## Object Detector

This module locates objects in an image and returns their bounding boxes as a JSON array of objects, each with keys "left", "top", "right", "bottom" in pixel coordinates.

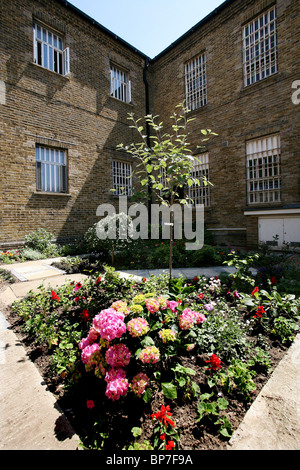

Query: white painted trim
[{"left": 244, "top": 209, "right": 300, "bottom": 216}]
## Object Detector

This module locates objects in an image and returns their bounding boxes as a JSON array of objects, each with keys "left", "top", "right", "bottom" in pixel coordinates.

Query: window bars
[
  {"left": 243, "top": 6, "right": 278, "bottom": 86},
  {"left": 185, "top": 54, "right": 207, "bottom": 111},
  {"left": 246, "top": 134, "right": 281, "bottom": 204},
  {"left": 36, "top": 146, "right": 67, "bottom": 193},
  {"left": 33, "top": 23, "right": 69, "bottom": 75},
  {"left": 110, "top": 65, "right": 131, "bottom": 103},
  {"left": 188, "top": 153, "right": 210, "bottom": 206},
  {"left": 112, "top": 161, "right": 133, "bottom": 196}
]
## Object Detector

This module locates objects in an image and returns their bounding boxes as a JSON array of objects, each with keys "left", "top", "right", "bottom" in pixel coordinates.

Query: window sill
[
  {"left": 109, "top": 95, "right": 133, "bottom": 106},
  {"left": 240, "top": 72, "right": 280, "bottom": 94},
  {"left": 33, "top": 191, "right": 71, "bottom": 197},
  {"left": 30, "top": 62, "right": 70, "bottom": 79}
]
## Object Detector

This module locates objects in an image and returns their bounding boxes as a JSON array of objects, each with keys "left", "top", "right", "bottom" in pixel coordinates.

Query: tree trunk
[{"left": 169, "top": 210, "right": 173, "bottom": 280}]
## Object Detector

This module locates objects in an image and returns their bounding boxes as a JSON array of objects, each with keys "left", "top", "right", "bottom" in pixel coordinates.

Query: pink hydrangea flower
[
  {"left": 193, "top": 311, "right": 207, "bottom": 325},
  {"left": 81, "top": 343, "right": 100, "bottom": 364},
  {"left": 127, "top": 317, "right": 149, "bottom": 337},
  {"left": 167, "top": 300, "right": 178, "bottom": 313},
  {"left": 79, "top": 336, "right": 90, "bottom": 351},
  {"left": 131, "top": 373, "right": 149, "bottom": 396},
  {"left": 105, "top": 367, "right": 126, "bottom": 383},
  {"left": 145, "top": 298, "right": 159, "bottom": 314},
  {"left": 111, "top": 300, "right": 130, "bottom": 315},
  {"left": 105, "top": 343, "right": 131, "bottom": 368},
  {"left": 178, "top": 309, "right": 195, "bottom": 330},
  {"left": 158, "top": 328, "right": 177, "bottom": 343},
  {"left": 87, "top": 326, "right": 99, "bottom": 343},
  {"left": 105, "top": 368, "right": 129, "bottom": 401},
  {"left": 138, "top": 346, "right": 160, "bottom": 364},
  {"left": 92, "top": 308, "right": 126, "bottom": 341},
  {"left": 157, "top": 296, "right": 168, "bottom": 310}
]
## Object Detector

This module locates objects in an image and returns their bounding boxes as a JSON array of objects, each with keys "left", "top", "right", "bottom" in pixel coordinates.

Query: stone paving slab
[
  {"left": 228, "top": 333, "right": 300, "bottom": 450},
  {"left": 0, "top": 311, "right": 79, "bottom": 450},
  {"left": 7, "top": 274, "right": 88, "bottom": 300}
]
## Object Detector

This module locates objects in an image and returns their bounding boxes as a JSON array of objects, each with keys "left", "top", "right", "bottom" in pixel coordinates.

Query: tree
[{"left": 117, "top": 102, "right": 216, "bottom": 280}]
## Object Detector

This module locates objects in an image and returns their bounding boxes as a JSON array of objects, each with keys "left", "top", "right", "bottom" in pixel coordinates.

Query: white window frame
[
  {"left": 243, "top": 6, "right": 278, "bottom": 86},
  {"left": 246, "top": 135, "right": 281, "bottom": 204},
  {"left": 188, "top": 153, "right": 210, "bottom": 206},
  {"left": 33, "top": 23, "right": 70, "bottom": 76},
  {"left": 112, "top": 160, "right": 133, "bottom": 196},
  {"left": 185, "top": 54, "right": 207, "bottom": 111},
  {"left": 110, "top": 65, "right": 131, "bottom": 103},
  {"left": 36, "top": 146, "right": 68, "bottom": 193}
]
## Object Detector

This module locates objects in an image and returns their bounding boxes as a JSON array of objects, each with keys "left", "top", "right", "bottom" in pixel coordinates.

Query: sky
[{"left": 68, "top": 0, "right": 226, "bottom": 58}]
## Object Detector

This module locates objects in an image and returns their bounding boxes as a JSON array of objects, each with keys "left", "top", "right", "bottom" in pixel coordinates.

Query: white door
[
  {"left": 283, "top": 218, "right": 300, "bottom": 247},
  {"left": 258, "top": 217, "right": 300, "bottom": 248}
]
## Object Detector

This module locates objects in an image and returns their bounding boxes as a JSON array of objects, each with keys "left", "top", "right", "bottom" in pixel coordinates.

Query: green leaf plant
[{"left": 117, "top": 102, "right": 216, "bottom": 280}]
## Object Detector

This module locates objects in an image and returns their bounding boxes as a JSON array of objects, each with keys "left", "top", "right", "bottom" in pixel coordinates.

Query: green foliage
[
  {"left": 0, "top": 267, "right": 15, "bottom": 283},
  {"left": 271, "top": 316, "right": 300, "bottom": 344},
  {"left": 247, "top": 347, "right": 272, "bottom": 374},
  {"left": 8, "top": 243, "right": 300, "bottom": 451},
  {"left": 24, "top": 228, "right": 58, "bottom": 255},
  {"left": 218, "top": 359, "right": 257, "bottom": 401},
  {"left": 195, "top": 305, "right": 251, "bottom": 362},
  {"left": 123, "top": 427, "right": 154, "bottom": 450},
  {"left": 225, "top": 250, "right": 259, "bottom": 291},
  {"left": 196, "top": 392, "right": 232, "bottom": 438},
  {"left": 21, "top": 247, "right": 45, "bottom": 260}
]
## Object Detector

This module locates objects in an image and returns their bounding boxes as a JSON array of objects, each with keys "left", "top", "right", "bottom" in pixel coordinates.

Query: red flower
[
  {"left": 81, "top": 309, "right": 89, "bottom": 322},
  {"left": 95, "top": 276, "right": 102, "bottom": 285},
  {"left": 160, "top": 433, "right": 166, "bottom": 440},
  {"left": 193, "top": 276, "right": 199, "bottom": 282},
  {"left": 74, "top": 296, "right": 80, "bottom": 302},
  {"left": 198, "top": 293, "right": 204, "bottom": 299},
  {"left": 271, "top": 276, "right": 277, "bottom": 285},
  {"left": 205, "top": 353, "right": 222, "bottom": 371},
  {"left": 86, "top": 399, "right": 95, "bottom": 409},
  {"left": 51, "top": 290, "right": 60, "bottom": 302},
  {"left": 254, "top": 305, "right": 266, "bottom": 319},
  {"left": 151, "top": 405, "right": 175, "bottom": 428},
  {"left": 165, "top": 440, "right": 175, "bottom": 450},
  {"left": 251, "top": 286, "right": 259, "bottom": 297},
  {"left": 142, "top": 277, "right": 147, "bottom": 283}
]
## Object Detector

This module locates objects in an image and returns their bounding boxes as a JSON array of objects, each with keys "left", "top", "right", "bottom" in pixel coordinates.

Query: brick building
[{"left": 1, "top": 0, "right": 299, "bottom": 249}]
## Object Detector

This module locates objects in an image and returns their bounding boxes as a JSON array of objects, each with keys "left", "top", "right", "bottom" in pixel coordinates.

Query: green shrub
[
  {"left": 24, "top": 228, "right": 58, "bottom": 256},
  {"left": 21, "top": 248, "right": 45, "bottom": 260}
]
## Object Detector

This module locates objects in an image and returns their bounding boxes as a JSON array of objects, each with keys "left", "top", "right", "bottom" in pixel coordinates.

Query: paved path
[{"left": 0, "top": 257, "right": 299, "bottom": 450}]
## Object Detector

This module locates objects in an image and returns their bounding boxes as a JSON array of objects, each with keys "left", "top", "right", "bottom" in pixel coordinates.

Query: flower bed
[{"left": 5, "top": 261, "right": 300, "bottom": 450}]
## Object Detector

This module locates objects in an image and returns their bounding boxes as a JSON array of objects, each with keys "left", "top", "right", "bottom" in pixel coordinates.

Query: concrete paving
[{"left": 0, "top": 257, "right": 299, "bottom": 450}]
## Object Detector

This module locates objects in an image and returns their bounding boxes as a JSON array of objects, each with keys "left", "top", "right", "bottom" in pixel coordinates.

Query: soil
[{"left": 0, "top": 276, "right": 289, "bottom": 451}]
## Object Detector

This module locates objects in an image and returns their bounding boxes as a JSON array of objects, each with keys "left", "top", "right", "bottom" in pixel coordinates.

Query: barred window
[
  {"left": 246, "top": 135, "right": 281, "bottom": 204},
  {"left": 33, "top": 23, "right": 69, "bottom": 75},
  {"left": 243, "top": 6, "right": 278, "bottom": 86},
  {"left": 36, "top": 146, "right": 67, "bottom": 193},
  {"left": 112, "top": 161, "right": 133, "bottom": 195},
  {"left": 110, "top": 65, "right": 131, "bottom": 103},
  {"left": 188, "top": 153, "right": 210, "bottom": 206},
  {"left": 185, "top": 54, "right": 207, "bottom": 111}
]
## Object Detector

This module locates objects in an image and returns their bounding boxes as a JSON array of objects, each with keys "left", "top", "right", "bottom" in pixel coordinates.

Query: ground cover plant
[{"left": 4, "top": 251, "right": 299, "bottom": 451}]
